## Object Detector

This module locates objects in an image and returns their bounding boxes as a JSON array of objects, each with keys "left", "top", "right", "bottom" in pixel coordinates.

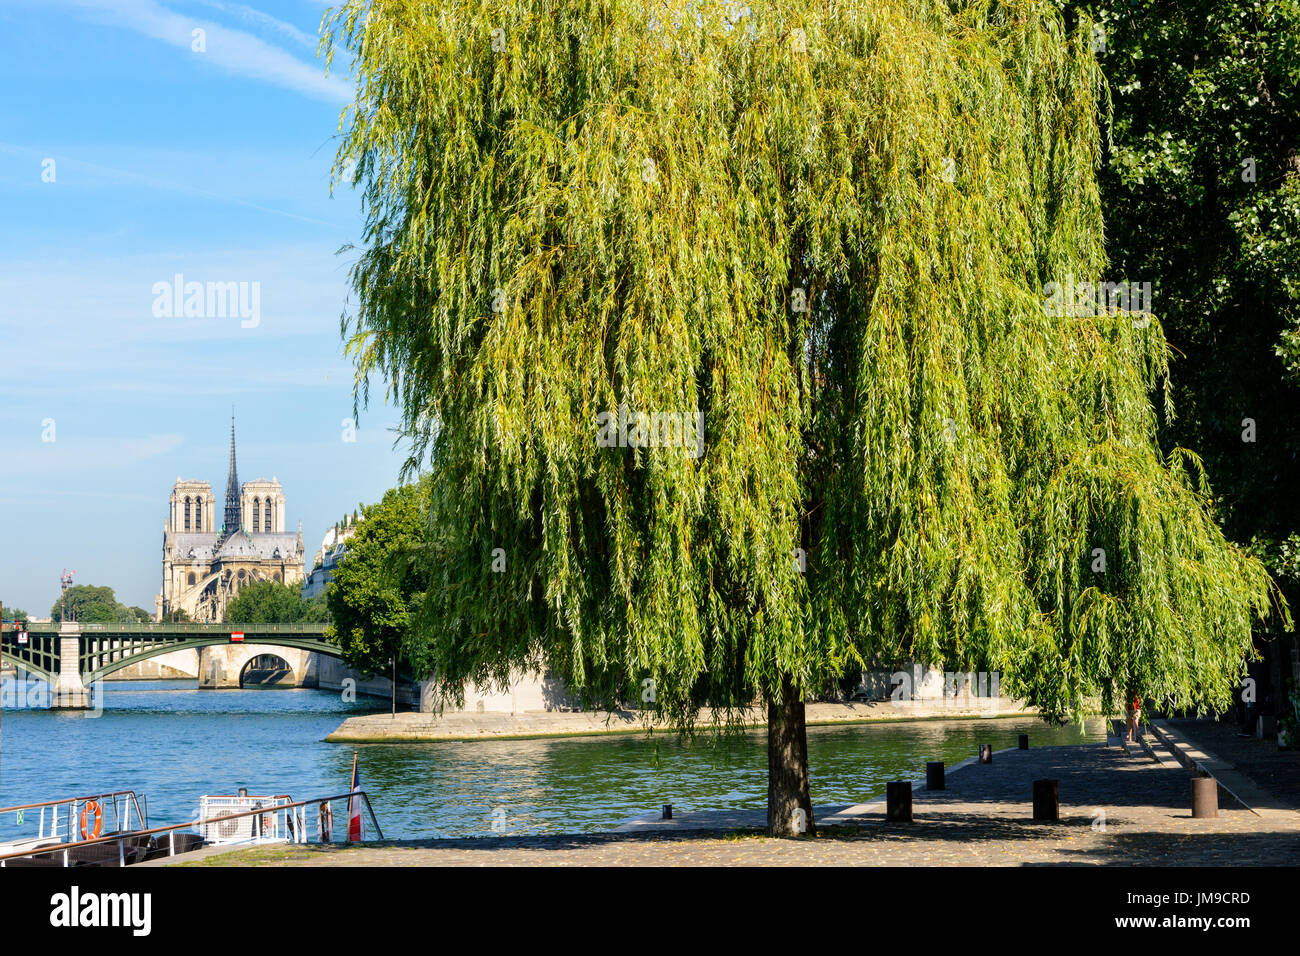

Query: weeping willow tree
[{"left": 324, "top": 0, "right": 1286, "bottom": 836}]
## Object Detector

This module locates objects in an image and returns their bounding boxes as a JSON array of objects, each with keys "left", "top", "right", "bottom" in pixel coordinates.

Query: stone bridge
[{"left": 0, "top": 621, "right": 344, "bottom": 708}]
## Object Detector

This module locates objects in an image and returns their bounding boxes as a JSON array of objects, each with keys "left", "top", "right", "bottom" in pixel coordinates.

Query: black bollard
[
  {"left": 1032, "top": 779, "right": 1059, "bottom": 821},
  {"left": 662, "top": 804, "right": 673, "bottom": 820},
  {"left": 926, "top": 761, "right": 945, "bottom": 791},
  {"left": 979, "top": 743, "right": 993, "bottom": 764},
  {"left": 1191, "top": 776, "right": 1218, "bottom": 819},
  {"left": 1019, "top": 734, "right": 1029, "bottom": 750},
  {"left": 886, "top": 781, "right": 913, "bottom": 823}
]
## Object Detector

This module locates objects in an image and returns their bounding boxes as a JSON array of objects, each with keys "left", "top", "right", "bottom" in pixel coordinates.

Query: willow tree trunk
[{"left": 767, "top": 675, "right": 815, "bottom": 837}]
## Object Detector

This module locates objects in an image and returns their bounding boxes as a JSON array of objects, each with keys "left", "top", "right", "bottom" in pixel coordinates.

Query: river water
[{"left": 0, "top": 679, "right": 1104, "bottom": 840}]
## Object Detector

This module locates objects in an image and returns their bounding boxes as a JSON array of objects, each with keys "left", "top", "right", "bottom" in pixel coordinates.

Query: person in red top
[{"left": 1125, "top": 691, "right": 1141, "bottom": 742}]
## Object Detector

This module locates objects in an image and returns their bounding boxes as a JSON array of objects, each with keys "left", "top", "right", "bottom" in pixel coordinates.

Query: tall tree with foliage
[
  {"left": 1065, "top": 0, "right": 1300, "bottom": 619},
  {"left": 326, "top": 0, "right": 1285, "bottom": 835},
  {"left": 324, "top": 480, "right": 429, "bottom": 677}
]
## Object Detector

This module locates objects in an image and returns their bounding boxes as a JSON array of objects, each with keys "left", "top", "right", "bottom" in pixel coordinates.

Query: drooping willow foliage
[{"left": 324, "top": 0, "right": 1286, "bottom": 726}]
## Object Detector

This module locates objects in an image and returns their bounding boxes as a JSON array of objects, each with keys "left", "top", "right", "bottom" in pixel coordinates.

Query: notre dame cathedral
[{"left": 156, "top": 418, "right": 305, "bottom": 622}]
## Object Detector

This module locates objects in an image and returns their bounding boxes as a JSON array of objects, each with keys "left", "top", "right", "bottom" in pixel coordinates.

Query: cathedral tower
[{"left": 222, "top": 413, "right": 241, "bottom": 538}]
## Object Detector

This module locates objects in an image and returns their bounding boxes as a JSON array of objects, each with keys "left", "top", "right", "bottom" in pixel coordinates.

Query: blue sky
[{"left": 0, "top": 0, "right": 410, "bottom": 616}]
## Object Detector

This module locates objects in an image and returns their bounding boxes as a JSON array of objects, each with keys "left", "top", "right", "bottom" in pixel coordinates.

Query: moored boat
[{"left": 0, "top": 785, "right": 381, "bottom": 866}]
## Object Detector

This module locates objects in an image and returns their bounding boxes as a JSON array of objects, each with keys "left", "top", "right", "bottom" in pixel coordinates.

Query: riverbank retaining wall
[{"left": 327, "top": 697, "right": 1036, "bottom": 742}]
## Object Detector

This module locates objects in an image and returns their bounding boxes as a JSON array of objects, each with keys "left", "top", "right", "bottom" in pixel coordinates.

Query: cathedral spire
[{"left": 222, "top": 410, "right": 241, "bottom": 538}]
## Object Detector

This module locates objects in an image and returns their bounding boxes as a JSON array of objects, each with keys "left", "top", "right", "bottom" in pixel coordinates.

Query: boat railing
[
  {"left": 198, "top": 794, "right": 294, "bottom": 844},
  {"left": 0, "top": 790, "right": 146, "bottom": 844},
  {"left": 0, "top": 790, "right": 383, "bottom": 866}
]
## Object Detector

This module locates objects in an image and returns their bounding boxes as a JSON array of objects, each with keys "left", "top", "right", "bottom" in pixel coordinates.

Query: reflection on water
[{"left": 0, "top": 678, "right": 1103, "bottom": 839}]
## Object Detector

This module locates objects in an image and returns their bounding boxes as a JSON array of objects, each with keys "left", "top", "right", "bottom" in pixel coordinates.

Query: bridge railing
[
  {"left": 0, "top": 790, "right": 383, "bottom": 867},
  {"left": 27, "top": 622, "right": 328, "bottom": 634}
]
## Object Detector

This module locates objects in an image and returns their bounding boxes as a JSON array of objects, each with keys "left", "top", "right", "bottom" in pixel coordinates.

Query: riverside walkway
[
  {"left": 180, "top": 734, "right": 1300, "bottom": 867},
  {"left": 1155, "top": 717, "right": 1300, "bottom": 814}
]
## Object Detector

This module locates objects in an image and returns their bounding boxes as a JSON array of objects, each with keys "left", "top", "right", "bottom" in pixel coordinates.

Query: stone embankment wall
[{"left": 327, "top": 697, "right": 1034, "bottom": 743}]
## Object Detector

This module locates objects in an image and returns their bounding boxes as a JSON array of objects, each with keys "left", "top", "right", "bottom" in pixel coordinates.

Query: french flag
[{"left": 348, "top": 752, "right": 363, "bottom": 842}]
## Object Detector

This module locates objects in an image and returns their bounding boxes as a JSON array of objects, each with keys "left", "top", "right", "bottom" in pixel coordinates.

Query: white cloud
[
  {"left": 57, "top": 0, "right": 351, "bottom": 103},
  {"left": 0, "top": 433, "right": 187, "bottom": 479},
  {"left": 193, "top": 0, "right": 319, "bottom": 49}
]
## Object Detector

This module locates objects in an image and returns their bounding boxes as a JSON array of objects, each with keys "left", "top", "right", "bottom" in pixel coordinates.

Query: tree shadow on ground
[{"left": 236, "top": 811, "right": 1299, "bottom": 866}]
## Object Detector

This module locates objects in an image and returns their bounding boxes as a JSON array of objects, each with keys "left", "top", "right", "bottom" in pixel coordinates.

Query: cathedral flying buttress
[{"left": 156, "top": 417, "right": 305, "bottom": 622}]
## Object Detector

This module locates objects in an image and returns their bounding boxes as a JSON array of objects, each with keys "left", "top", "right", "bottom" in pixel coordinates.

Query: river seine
[{"left": 0, "top": 679, "right": 1103, "bottom": 839}]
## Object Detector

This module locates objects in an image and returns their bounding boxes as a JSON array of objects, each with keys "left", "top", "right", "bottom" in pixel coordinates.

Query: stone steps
[{"left": 1149, "top": 719, "right": 1299, "bottom": 823}]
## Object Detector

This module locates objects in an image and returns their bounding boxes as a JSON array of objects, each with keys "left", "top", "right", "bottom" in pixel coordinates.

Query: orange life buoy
[{"left": 80, "top": 800, "right": 103, "bottom": 840}]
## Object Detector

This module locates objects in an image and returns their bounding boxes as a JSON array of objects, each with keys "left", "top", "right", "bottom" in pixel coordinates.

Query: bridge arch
[
  {"left": 239, "top": 652, "right": 293, "bottom": 687},
  {"left": 0, "top": 649, "right": 56, "bottom": 686},
  {"left": 198, "top": 646, "right": 308, "bottom": 689},
  {"left": 80, "top": 636, "right": 338, "bottom": 685},
  {"left": 59, "top": 624, "right": 344, "bottom": 684}
]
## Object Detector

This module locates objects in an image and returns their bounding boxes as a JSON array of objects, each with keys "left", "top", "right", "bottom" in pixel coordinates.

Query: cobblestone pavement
[{"left": 195, "top": 743, "right": 1300, "bottom": 866}]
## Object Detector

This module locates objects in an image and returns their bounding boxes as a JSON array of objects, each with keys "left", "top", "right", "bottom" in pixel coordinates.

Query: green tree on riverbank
[
  {"left": 325, "top": 0, "right": 1286, "bottom": 836},
  {"left": 224, "top": 581, "right": 328, "bottom": 624},
  {"left": 51, "top": 585, "right": 149, "bottom": 624},
  {"left": 324, "top": 480, "right": 429, "bottom": 677}
]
